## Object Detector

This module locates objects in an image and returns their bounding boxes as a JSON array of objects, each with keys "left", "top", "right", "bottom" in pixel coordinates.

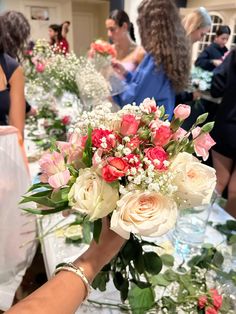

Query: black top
[
  {"left": 195, "top": 43, "right": 228, "bottom": 72},
  {"left": 210, "top": 49, "right": 236, "bottom": 158},
  {"left": 0, "top": 53, "right": 19, "bottom": 125}
]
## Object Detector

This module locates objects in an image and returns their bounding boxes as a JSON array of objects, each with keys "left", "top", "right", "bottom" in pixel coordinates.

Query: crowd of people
[{"left": 0, "top": 0, "right": 236, "bottom": 312}]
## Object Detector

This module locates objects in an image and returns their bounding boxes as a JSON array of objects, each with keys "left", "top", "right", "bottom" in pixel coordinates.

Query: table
[{"left": 38, "top": 203, "right": 233, "bottom": 313}]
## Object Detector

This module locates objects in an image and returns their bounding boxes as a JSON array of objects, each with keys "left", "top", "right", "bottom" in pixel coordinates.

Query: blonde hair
[{"left": 182, "top": 7, "right": 211, "bottom": 37}]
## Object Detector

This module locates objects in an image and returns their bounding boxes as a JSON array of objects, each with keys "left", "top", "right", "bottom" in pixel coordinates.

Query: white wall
[
  {"left": 0, "top": 0, "right": 74, "bottom": 49},
  {"left": 124, "top": 0, "right": 142, "bottom": 44}
]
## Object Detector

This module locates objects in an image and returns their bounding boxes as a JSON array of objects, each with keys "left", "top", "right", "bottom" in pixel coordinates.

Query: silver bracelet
[{"left": 54, "top": 262, "right": 92, "bottom": 299}]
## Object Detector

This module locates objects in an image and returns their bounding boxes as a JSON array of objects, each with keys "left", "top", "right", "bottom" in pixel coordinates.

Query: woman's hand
[
  {"left": 212, "top": 59, "right": 222, "bottom": 67},
  {"left": 111, "top": 59, "right": 127, "bottom": 77}
]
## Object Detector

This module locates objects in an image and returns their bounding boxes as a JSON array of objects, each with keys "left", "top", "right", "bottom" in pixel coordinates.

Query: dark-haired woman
[
  {"left": 112, "top": 0, "right": 190, "bottom": 116},
  {"left": 49, "top": 24, "right": 69, "bottom": 54},
  {"left": 106, "top": 9, "right": 145, "bottom": 72},
  {"left": 195, "top": 25, "right": 231, "bottom": 71},
  {"left": 0, "top": 11, "right": 30, "bottom": 137}
]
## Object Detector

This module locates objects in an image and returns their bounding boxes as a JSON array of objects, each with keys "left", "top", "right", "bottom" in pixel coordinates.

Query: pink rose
[
  {"left": 126, "top": 136, "right": 141, "bottom": 151},
  {"left": 192, "top": 127, "right": 216, "bottom": 161},
  {"left": 174, "top": 104, "right": 191, "bottom": 120},
  {"left": 92, "top": 129, "right": 116, "bottom": 151},
  {"left": 102, "top": 157, "right": 129, "bottom": 182},
  {"left": 198, "top": 295, "right": 207, "bottom": 309},
  {"left": 152, "top": 125, "right": 172, "bottom": 146},
  {"left": 206, "top": 307, "right": 218, "bottom": 314},
  {"left": 145, "top": 147, "right": 168, "bottom": 170},
  {"left": 120, "top": 114, "right": 139, "bottom": 136},
  {"left": 210, "top": 289, "right": 223, "bottom": 310},
  {"left": 35, "top": 62, "right": 45, "bottom": 73},
  {"left": 172, "top": 127, "right": 187, "bottom": 140}
]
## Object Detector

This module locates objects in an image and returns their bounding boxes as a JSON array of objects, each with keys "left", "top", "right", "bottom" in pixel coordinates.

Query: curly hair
[
  {"left": 0, "top": 17, "right": 6, "bottom": 53},
  {"left": 1, "top": 11, "right": 30, "bottom": 61},
  {"left": 137, "top": 0, "right": 191, "bottom": 92}
]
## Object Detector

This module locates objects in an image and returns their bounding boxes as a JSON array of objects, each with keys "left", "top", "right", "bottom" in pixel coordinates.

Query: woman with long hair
[
  {"left": 112, "top": 0, "right": 190, "bottom": 116},
  {"left": 48, "top": 24, "right": 69, "bottom": 54},
  {"left": 0, "top": 11, "right": 30, "bottom": 136},
  {"left": 106, "top": 9, "right": 145, "bottom": 72}
]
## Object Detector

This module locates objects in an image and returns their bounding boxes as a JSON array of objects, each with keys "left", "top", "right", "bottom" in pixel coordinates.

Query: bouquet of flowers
[
  {"left": 88, "top": 39, "right": 117, "bottom": 59},
  {"left": 191, "top": 66, "right": 213, "bottom": 92},
  {"left": 21, "top": 99, "right": 217, "bottom": 313}
]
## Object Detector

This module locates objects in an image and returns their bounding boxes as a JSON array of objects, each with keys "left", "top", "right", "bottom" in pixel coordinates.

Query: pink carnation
[
  {"left": 174, "top": 104, "right": 191, "bottom": 120},
  {"left": 120, "top": 114, "right": 140, "bottom": 136},
  {"left": 192, "top": 127, "right": 216, "bottom": 161},
  {"left": 206, "top": 307, "right": 218, "bottom": 314},
  {"left": 145, "top": 147, "right": 168, "bottom": 170},
  {"left": 198, "top": 295, "right": 207, "bottom": 309},
  {"left": 152, "top": 125, "right": 172, "bottom": 146},
  {"left": 92, "top": 128, "right": 116, "bottom": 152}
]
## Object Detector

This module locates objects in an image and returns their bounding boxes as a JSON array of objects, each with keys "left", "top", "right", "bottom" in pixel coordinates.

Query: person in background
[
  {"left": 61, "top": 20, "right": 70, "bottom": 51},
  {"left": 176, "top": 7, "right": 212, "bottom": 131},
  {"left": 106, "top": 9, "right": 145, "bottom": 72},
  {"left": 0, "top": 11, "right": 30, "bottom": 137},
  {"left": 182, "top": 7, "right": 212, "bottom": 45},
  {"left": 210, "top": 48, "right": 236, "bottom": 217},
  {"left": 48, "top": 24, "right": 69, "bottom": 54},
  {"left": 1, "top": 11, "right": 36, "bottom": 119},
  {"left": 112, "top": 0, "right": 190, "bottom": 116},
  {"left": 6, "top": 218, "right": 125, "bottom": 314},
  {"left": 176, "top": 7, "right": 212, "bottom": 105},
  {"left": 195, "top": 25, "right": 231, "bottom": 71}
]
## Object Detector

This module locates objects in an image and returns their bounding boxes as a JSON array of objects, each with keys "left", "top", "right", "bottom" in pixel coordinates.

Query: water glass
[{"left": 172, "top": 204, "right": 212, "bottom": 257}]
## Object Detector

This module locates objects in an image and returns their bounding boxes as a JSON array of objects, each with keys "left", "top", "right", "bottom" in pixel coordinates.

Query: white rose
[
  {"left": 170, "top": 152, "right": 216, "bottom": 209},
  {"left": 68, "top": 168, "right": 119, "bottom": 221},
  {"left": 110, "top": 191, "right": 178, "bottom": 239}
]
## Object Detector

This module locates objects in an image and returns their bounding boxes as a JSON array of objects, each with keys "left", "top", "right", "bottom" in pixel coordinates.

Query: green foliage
[
  {"left": 82, "top": 125, "right": 93, "bottom": 167},
  {"left": 93, "top": 219, "right": 102, "bottom": 243},
  {"left": 128, "top": 284, "right": 155, "bottom": 314}
]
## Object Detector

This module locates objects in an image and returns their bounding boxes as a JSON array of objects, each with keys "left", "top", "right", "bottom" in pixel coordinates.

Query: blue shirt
[{"left": 113, "top": 53, "right": 175, "bottom": 118}]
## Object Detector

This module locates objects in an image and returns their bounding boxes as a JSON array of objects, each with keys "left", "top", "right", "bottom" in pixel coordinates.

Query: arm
[
  {"left": 195, "top": 49, "right": 215, "bottom": 71},
  {"left": 6, "top": 219, "right": 125, "bottom": 314},
  {"left": 8, "top": 66, "right": 26, "bottom": 138}
]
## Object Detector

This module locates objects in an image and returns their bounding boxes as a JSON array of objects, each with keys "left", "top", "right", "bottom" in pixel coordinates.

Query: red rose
[
  {"left": 102, "top": 157, "right": 129, "bottom": 182},
  {"left": 153, "top": 125, "right": 172, "bottom": 146},
  {"left": 210, "top": 289, "right": 223, "bottom": 310},
  {"left": 145, "top": 147, "right": 168, "bottom": 170},
  {"left": 61, "top": 115, "right": 71, "bottom": 125},
  {"left": 92, "top": 129, "right": 116, "bottom": 151},
  {"left": 124, "top": 154, "right": 141, "bottom": 168},
  {"left": 126, "top": 136, "right": 141, "bottom": 151},
  {"left": 205, "top": 307, "right": 218, "bottom": 314},
  {"left": 120, "top": 114, "right": 139, "bottom": 136},
  {"left": 198, "top": 295, "right": 207, "bottom": 309}
]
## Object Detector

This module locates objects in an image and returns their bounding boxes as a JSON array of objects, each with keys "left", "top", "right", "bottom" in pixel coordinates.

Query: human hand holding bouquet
[{"left": 21, "top": 99, "right": 217, "bottom": 311}]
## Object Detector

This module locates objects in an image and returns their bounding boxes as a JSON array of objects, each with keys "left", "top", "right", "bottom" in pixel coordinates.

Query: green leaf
[
  {"left": 22, "top": 205, "right": 67, "bottom": 215},
  {"left": 229, "top": 234, "right": 236, "bottom": 245},
  {"left": 20, "top": 194, "right": 68, "bottom": 208},
  {"left": 150, "top": 274, "right": 171, "bottom": 287},
  {"left": 93, "top": 219, "right": 102, "bottom": 243},
  {"left": 179, "top": 274, "right": 195, "bottom": 295},
  {"left": 128, "top": 284, "right": 155, "bottom": 314},
  {"left": 143, "top": 252, "right": 162, "bottom": 275},
  {"left": 161, "top": 254, "right": 174, "bottom": 267},
  {"left": 82, "top": 220, "right": 91, "bottom": 244},
  {"left": 121, "top": 238, "right": 142, "bottom": 267},
  {"left": 27, "top": 182, "right": 52, "bottom": 192},
  {"left": 226, "top": 220, "right": 236, "bottom": 231},
  {"left": 51, "top": 187, "right": 70, "bottom": 202},
  {"left": 212, "top": 251, "right": 224, "bottom": 267},
  {"left": 162, "top": 296, "right": 176, "bottom": 313},
  {"left": 92, "top": 271, "right": 109, "bottom": 292},
  {"left": 163, "top": 269, "right": 179, "bottom": 282},
  {"left": 113, "top": 272, "right": 129, "bottom": 301},
  {"left": 82, "top": 125, "right": 93, "bottom": 167},
  {"left": 19, "top": 189, "right": 52, "bottom": 204}
]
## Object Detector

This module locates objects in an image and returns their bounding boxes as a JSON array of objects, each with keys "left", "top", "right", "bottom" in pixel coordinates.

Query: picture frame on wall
[{"left": 31, "top": 6, "right": 49, "bottom": 21}]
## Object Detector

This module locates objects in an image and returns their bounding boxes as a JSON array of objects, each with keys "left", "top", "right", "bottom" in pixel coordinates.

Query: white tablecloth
[{"left": 38, "top": 204, "right": 233, "bottom": 313}]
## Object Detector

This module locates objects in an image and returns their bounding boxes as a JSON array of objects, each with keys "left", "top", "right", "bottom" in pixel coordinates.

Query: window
[
  {"left": 197, "top": 14, "right": 223, "bottom": 56},
  {"left": 231, "top": 23, "right": 236, "bottom": 49}
]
